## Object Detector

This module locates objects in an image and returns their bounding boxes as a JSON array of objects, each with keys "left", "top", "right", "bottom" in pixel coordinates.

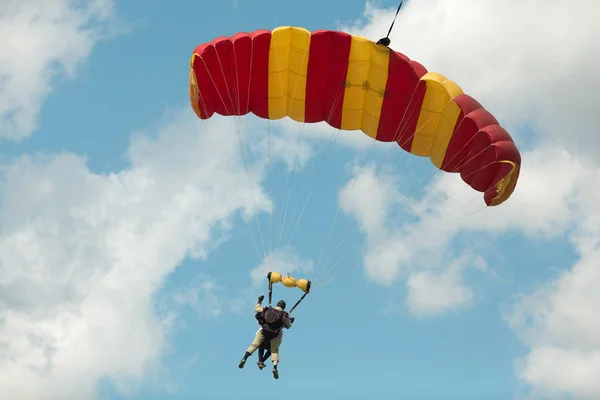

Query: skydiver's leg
[
  {"left": 257, "top": 339, "right": 271, "bottom": 369},
  {"left": 260, "top": 338, "right": 272, "bottom": 360},
  {"left": 270, "top": 336, "right": 282, "bottom": 379},
  {"left": 257, "top": 348, "right": 266, "bottom": 369},
  {"left": 262, "top": 350, "right": 272, "bottom": 361},
  {"left": 239, "top": 331, "right": 265, "bottom": 368}
]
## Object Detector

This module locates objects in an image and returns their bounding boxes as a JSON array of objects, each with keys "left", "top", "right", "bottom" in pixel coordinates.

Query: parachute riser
[
  {"left": 289, "top": 291, "right": 309, "bottom": 315},
  {"left": 266, "top": 271, "right": 311, "bottom": 314}
]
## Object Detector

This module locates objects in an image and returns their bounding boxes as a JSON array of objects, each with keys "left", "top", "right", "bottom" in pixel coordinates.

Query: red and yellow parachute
[{"left": 188, "top": 26, "right": 521, "bottom": 206}]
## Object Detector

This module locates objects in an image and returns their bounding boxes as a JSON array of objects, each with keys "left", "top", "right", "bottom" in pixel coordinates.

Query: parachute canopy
[{"left": 189, "top": 26, "right": 521, "bottom": 206}]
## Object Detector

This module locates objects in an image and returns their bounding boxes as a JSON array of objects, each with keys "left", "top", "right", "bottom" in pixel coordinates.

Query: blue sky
[{"left": 1, "top": 1, "right": 599, "bottom": 400}]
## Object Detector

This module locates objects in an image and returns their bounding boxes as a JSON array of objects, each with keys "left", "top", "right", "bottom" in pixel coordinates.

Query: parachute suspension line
[
  {"left": 313, "top": 85, "right": 438, "bottom": 288},
  {"left": 376, "top": 0, "right": 405, "bottom": 47},
  {"left": 318, "top": 225, "right": 355, "bottom": 281},
  {"left": 195, "top": 59, "right": 265, "bottom": 263},
  {"left": 192, "top": 69, "right": 266, "bottom": 264},
  {"left": 313, "top": 92, "right": 405, "bottom": 285},
  {"left": 277, "top": 124, "right": 304, "bottom": 249},
  {"left": 313, "top": 120, "right": 386, "bottom": 285},
  {"left": 312, "top": 66, "right": 427, "bottom": 286},
  {"left": 276, "top": 66, "right": 350, "bottom": 258},
  {"left": 395, "top": 112, "right": 483, "bottom": 213},
  {"left": 314, "top": 259, "right": 365, "bottom": 291},
  {"left": 320, "top": 173, "right": 492, "bottom": 288},
  {"left": 334, "top": 164, "right": 500, "bottom": 282},
  {"left": 284, "top": 127, "right": 343, "bottom": 248},
  {"left": 268, "top": 120, "right": 273, "bottom": 258},
  {"left": 275, "top": 43, "right": 311, "bottom": 250},
  {"left": 313, "top": 92, "right": 485, "bottom": 287},
  {"left": 420, "top": 184, "right": 471, "bottom": 215},
  {"left": 351, "top": 119, "right": 381, "bottom": 191},
  {"left": 371, "top": 94, "right": 467, "bottom": 209},
  {"left": 396, "top": 148, "right": 500, "bottom": 222},
  {"left": 312, "top": 208, "right": 342, "bottom": 284},
  {"left": 200, "top": 54, "right": 270, "bottom": 270},
  {"left": 312, "top": 78, "right": 407, "bottom": 284},
  {"left": 281, "top": 81, "right": 347, "bottom": 247},
  {"left": 193, "top": 81, "right": 281, "bottom": 268},
  {"left": 399, "top": 140, "right": 495, "bottom": 211},
  {"left": 363, "top": 94, "right": 385, "bottom": 164},
  {"left": 378, "top": 106, "right": 486, "bottom": 226},
  {"left": 311, "top": 205, "right": 361, "bottom": 287},
  {"left": 225, "top": 41, "right": 274, "bottom": 273},
  {"left": 402, "top": 143, "right": 497, "bottom": 217},
  {"left": 445, "top": 193, "right": 486, "bottom": 219}
]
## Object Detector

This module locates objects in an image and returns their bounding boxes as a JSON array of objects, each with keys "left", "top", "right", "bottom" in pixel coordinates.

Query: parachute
[{"left": 189, "top": 26, "right": 521, "bottom": 207}]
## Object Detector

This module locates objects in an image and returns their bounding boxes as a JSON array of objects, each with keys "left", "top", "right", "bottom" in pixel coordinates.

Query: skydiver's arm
[
  {"left": 255, "top": 295, "right": 265, "bottom": 313},
  {"left": 283, "top": 314, "right": 292, "bottom": 329}
]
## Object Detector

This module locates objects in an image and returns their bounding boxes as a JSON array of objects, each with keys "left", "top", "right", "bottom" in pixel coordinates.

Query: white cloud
[
  {"left": 0, "top": 0, "right": 118, "bottom": 140},
  {"left": 171, "top": 274, "right": 224, "bottom": 319},
  {"left": 406, "top": 255, "right": 486, "bottom": 317},
  {"left": 505, "top": 248, "right": 600, "bottom": 400},
  {"left": 0, "top": 110, "right": 271, "bottom": 399},
  {"left": 339, "top": 164, "right": 398, "bottom": 239},
  {"left": 168, "top": 272, "right": 252, "bottom": 322}
]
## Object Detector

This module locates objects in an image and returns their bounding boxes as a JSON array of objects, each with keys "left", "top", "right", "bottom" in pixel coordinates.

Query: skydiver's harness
[{"left": 255, "top": 307, "right": 288, "bottom": 339}]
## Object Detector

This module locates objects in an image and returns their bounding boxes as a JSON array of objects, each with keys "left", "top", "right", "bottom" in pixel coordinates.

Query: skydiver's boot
[
  {"left": 239, "top": 352, "right": 251, "bottom": 368},
  {"left": 272, "top": 364, "right": 279, "bottom": 379},
  {"left": 257, "top": 361, "right": 266, "bottom": 370}
]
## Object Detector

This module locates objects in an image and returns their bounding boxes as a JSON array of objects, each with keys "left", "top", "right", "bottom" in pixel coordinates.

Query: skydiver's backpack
[{"left": 260, "top": 307, "right": 286, "bottom": 339}]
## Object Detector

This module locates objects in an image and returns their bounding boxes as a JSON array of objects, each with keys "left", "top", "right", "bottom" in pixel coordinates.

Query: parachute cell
[{"left": 189, "top": 26, "right": 521, "bottom": 206}]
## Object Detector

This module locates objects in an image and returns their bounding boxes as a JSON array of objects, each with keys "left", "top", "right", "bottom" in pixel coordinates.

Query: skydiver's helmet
[{"left": 276, "top": 300, "right": 286, "bottom": 310}]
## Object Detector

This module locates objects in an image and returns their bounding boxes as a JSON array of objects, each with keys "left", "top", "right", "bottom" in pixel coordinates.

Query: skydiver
[
  {"left": 238, "top": 295, "right": 294, "bottom": 379},
  {"left": 254, "top": 303, "right": 284, "bottom": 368}
]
